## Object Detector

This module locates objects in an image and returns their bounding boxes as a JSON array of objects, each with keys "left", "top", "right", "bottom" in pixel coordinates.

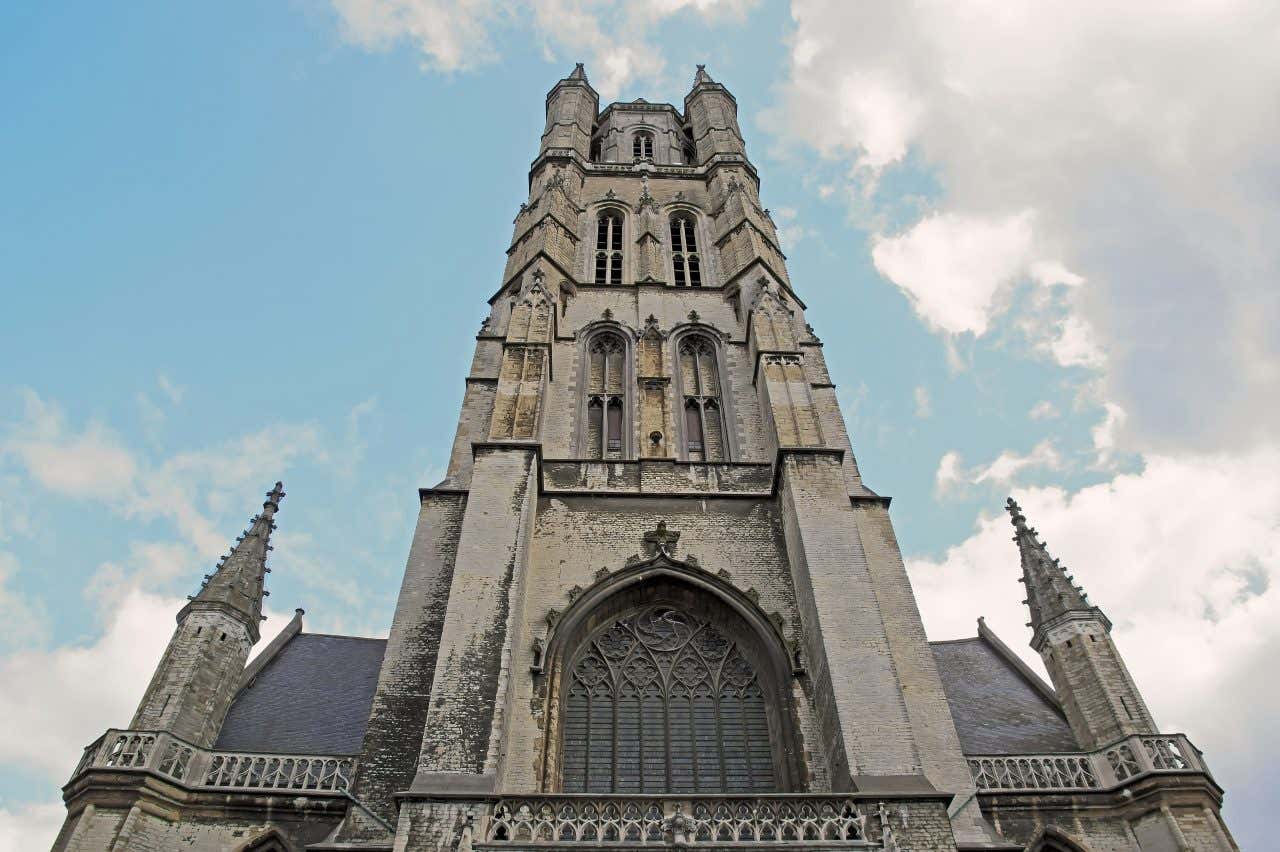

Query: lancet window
[
  {"left": 584, "top": 332, "right": 627, "bottom": 459},
  {"left": 670, "top": 215, "right": 702, "bottom": 287},
  {"left": 633, "top": 131, "right": 654, "bottom": 161},
  {"left": 561, "top": 604, "right": 775, "bottom": 793},
  {"left": 678, "top": 336, "right": 726, "bottom": 461},
  {"left": 594, "top": 212, "right": 625, "bottom": 285}
]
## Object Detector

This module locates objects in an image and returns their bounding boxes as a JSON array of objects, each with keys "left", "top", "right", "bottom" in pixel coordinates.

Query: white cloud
[
  {"left": 3, "top": 390, "right": 137, "bottom": 500},
  {"left": 329, "top": 0, "right": 756, "bottom": 99},
  {"left": 933, "top": 450, "right": 963, "bottom": 498},
  {"left": 912, "top": 385, "right": 931, "bottom": 418},
  {"left": 1028, "top": 400, "right": 1059, "bottom": 421},
  {"left": 1, "top": 390, "right": 328, "bottom": 558},
  {"left": 770, "top": 0, "right": 1280, "bottom": 450},
  {"left": 934, "top": 441, "right": 1062, "bottom": 499},
  {"left": 0, "top": 553, "right": 49, "bottom": 651},
  {"left": 908, "top": 446, "right": 1280, "bottom": 839},
  {"left": 0, "top": 800, "right": 64, "bottom": 852},
  {"left": 1091, "top": 401, "right": 1127, "bottom": 466},
  {"left": 870, "top": 210, "right": 1036, "bottom": 336},
  {"left": 972, "top": 440, "right": 1062, "bottom": 487},
  {"left": 0, "top": 588, "right": 184, "bottom": 781}
]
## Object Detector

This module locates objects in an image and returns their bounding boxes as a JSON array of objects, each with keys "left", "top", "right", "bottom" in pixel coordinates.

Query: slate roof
[
  {"left": 931, "top": 637, "right": 1080, "bottom": 755},
  {"left": 215, "top": 633, "right": 386, "bottom": 755},
  {"left": 215, "top": 629, "right": 1077, "bottom": 758}
]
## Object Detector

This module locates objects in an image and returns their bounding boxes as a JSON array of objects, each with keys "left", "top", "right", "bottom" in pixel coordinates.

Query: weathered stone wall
[
  {"left": 130, "top": 609, "right": 253, "bottom": 748},
  {"left": 338, "top": 492, "right": 465, "bottom": 840}
]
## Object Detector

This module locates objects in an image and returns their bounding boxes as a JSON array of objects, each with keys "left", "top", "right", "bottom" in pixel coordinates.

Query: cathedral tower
[{"left": 53, "top": 67, "right": 1237, "bottom": 852}]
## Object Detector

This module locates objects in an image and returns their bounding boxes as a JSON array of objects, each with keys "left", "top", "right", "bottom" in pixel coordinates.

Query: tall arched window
[
  {"left": 633, "top": 131, "right": 654, "bottom": 160},
  {"left": 678, "top": 336, "right": 726, "bottom": 461},
  {"left": 670, "top": 215, "right": 702, "bottom": 287},
  {"left": 585, "top": 333, "right": 626, "bottom": 459},
  {"left": 595, "top": 212, "right": 624, "bottom": 285},
  {"left": 561, "top": 603, "right": 775, "bottom": 793}
]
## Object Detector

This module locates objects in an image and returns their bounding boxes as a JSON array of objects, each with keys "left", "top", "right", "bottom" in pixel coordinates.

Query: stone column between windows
[{"left": 409, "top": 446, "right": 537, "bottom": 792}]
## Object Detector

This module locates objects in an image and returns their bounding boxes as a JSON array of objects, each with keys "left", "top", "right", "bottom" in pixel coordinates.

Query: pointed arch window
[
  {"left": 678, "top": 336, "right": 726, "bottom": 461},
  {"left": 562, "top": 604, "right": 775, "bottom": 793},
  {"left": 670, "top": 215, "right": 702, "bottom": 287},
  {"left": 633, "top": 131, "right": 654, "bottom": 161},
  {"left": 585, "top": 332, "right": 627, "bottom": 459},
  {"left": 595, "top": 212, "right": 624, "bottom": 285}
]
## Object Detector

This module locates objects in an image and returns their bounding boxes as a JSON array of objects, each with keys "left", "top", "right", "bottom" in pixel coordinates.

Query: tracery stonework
[
  {"left": 563, "top": 605, "right": 774, "bottom": 793},
  {"left": 53, "top": 65, "right": 1238, "bottom": 852}
]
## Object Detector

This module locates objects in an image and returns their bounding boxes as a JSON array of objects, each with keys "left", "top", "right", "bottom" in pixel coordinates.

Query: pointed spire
[
  {"left": 568, "top": 62, "right": 587, "bottom": 81},
  {"left": 1006, "top": 497, "right": 1104, "bottom": 643},
  {"left": 693, "top": 64, "right": 714, "bottom": 86},
  {"left": 182, "top": 481, "right": 284, "bottom": 642}
]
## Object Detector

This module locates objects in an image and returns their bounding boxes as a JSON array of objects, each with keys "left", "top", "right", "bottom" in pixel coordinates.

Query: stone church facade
[{"left": 53, "top": 67, "right": 1236, "bottom": 852}]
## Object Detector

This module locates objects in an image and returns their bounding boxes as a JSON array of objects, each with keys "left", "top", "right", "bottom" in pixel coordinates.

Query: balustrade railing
[
  {"left": 68, "top": 729, "right": 355, "bottom": 794},
  {"left": 485, "top": 796, "right": 883, "bottom": 846},
  {"left": 970, "top": 733, "right": 1207, "bottom": 793}
]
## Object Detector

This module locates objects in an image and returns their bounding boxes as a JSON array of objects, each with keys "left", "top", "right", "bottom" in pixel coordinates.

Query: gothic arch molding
[
  {"left": 235, "top": 827, "right": 295, "bottom": 852},
  {"left": 539, "top": 555, "right": 802, "bottom": 792},
  {"left": 1028, "top": 826, "right": 1091, "bottom": 852}
]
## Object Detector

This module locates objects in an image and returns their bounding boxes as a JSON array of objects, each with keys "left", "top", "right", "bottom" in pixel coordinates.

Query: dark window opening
[
  {"left": 670, "top": 216, "right": 702, "bottom": 287},
  {"left": 595, "top": 213, "right": 624, "bottom": 285},
  {"left": 633, "top": 131, "right": 654, "bottom": 160},
  {"left": 585, "top": 333, "right": 627, "bottom": 459},
  {"left": 678, "top": 336, "right": 726, "bottom": 461}
]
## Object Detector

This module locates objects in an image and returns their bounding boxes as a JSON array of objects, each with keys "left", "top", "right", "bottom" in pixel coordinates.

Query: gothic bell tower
[{"left": 330, "top": 63, "right": 997, "bottom": 850}]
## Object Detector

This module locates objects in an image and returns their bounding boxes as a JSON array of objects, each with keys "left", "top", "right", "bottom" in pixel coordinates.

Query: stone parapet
[{"left": 968, "top": 733, "right": 1214, "bottom": 794}]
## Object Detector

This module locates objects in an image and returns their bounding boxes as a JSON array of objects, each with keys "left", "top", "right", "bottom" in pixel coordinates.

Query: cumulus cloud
[
  {"left": 769, "top": 0, "right": 1280, "bottom": 450},
  {"left": 330, "top": 0, "right": 756, "bottom": 98},
  {"left": 934, "top": 441, "right": 1063, "bottom": 499},
  {"left": 908, "top": 446, "right": 1280, "bottom": 835}
]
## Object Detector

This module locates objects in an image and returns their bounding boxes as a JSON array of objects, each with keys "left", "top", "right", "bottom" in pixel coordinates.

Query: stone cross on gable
[{"left": 642, "top": 521, "right": 680, "bottom": 557}]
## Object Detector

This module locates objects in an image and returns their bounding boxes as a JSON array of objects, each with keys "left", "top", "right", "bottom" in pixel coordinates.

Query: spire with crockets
[
  {"left": 181, "top": 480, "right": 284, "bottom": 644},
  {"left": 1006, "top": 496, "right": 1106, "bottom": 645}
]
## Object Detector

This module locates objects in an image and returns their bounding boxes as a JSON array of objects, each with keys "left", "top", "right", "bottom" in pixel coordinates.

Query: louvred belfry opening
[{"left": 561, "top": 604, "right": 775, "bottom": 793}]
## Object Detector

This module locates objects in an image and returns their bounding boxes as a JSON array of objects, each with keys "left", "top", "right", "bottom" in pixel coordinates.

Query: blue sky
[{"left": 2, "top": 1, "right": 1277, "bottom": 848}]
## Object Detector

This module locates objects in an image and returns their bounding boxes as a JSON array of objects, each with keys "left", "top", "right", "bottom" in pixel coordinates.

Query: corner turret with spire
[
  {"left": 131, "top": 482, "right": 285, "bottom": 747},
  {"left": 1006, "top": 497, "right": 1157, "bottom": 750}
]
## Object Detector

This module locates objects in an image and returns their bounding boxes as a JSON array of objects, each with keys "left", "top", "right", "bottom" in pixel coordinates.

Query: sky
[{"left": 1, "top": 0, "right": 1277, "bottom": 848}]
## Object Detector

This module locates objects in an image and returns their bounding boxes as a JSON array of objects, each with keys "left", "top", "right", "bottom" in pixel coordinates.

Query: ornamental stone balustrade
[
  {"left": 968, "top": 733, "right": 1209, "bottom": 794},
  {"left": 68, "top": 728, "right": 356, "bottom": 795}
]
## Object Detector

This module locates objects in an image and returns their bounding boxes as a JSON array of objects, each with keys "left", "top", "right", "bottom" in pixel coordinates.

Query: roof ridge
[{"left": 298, "top": 631, "right": 388, "bottom": 642}]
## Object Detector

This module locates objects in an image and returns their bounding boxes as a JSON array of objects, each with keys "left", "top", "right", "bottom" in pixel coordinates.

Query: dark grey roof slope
[
  {"left": 216, "top": 633, "right": 386, "bottom": 755},
  {"left": 931, "top": 637, "right": 1079, "bottom": 755}
]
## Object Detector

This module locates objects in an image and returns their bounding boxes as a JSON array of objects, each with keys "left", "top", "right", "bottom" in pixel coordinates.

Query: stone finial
[
  {"left": 602, "top": 308, "right": 613, "bottom": 320},
  {"left": 693, "top": 64, "right": 714, "bottom": 86},
  {"left": 568, "top": 62, "right": 587, "bottom": 81},
  {"left": 687, "top": 310, "right": 700, "bottom": 323},
  {"left": 643, "top": 521, "right": 681, "bottom": 557}
]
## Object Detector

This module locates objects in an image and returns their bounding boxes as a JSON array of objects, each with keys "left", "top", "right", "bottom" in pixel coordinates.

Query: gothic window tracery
[
  {"left": 561, "top": 604, "right": 775, "bottom": 793},
  {"left": 585, "top": 332, "right": 627, "bottom": 459},
  {"left": 677, "top": 336, "right": 726, "bottom": 461},
  {"left": 595, "top": 212, "right": 625, "bottom": 285},
  {"left": 670, "top": 215, "right": 702, "bottom": 287},
  {"left": 633, "top": 131, "right": 654, "bottom": 161}
]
